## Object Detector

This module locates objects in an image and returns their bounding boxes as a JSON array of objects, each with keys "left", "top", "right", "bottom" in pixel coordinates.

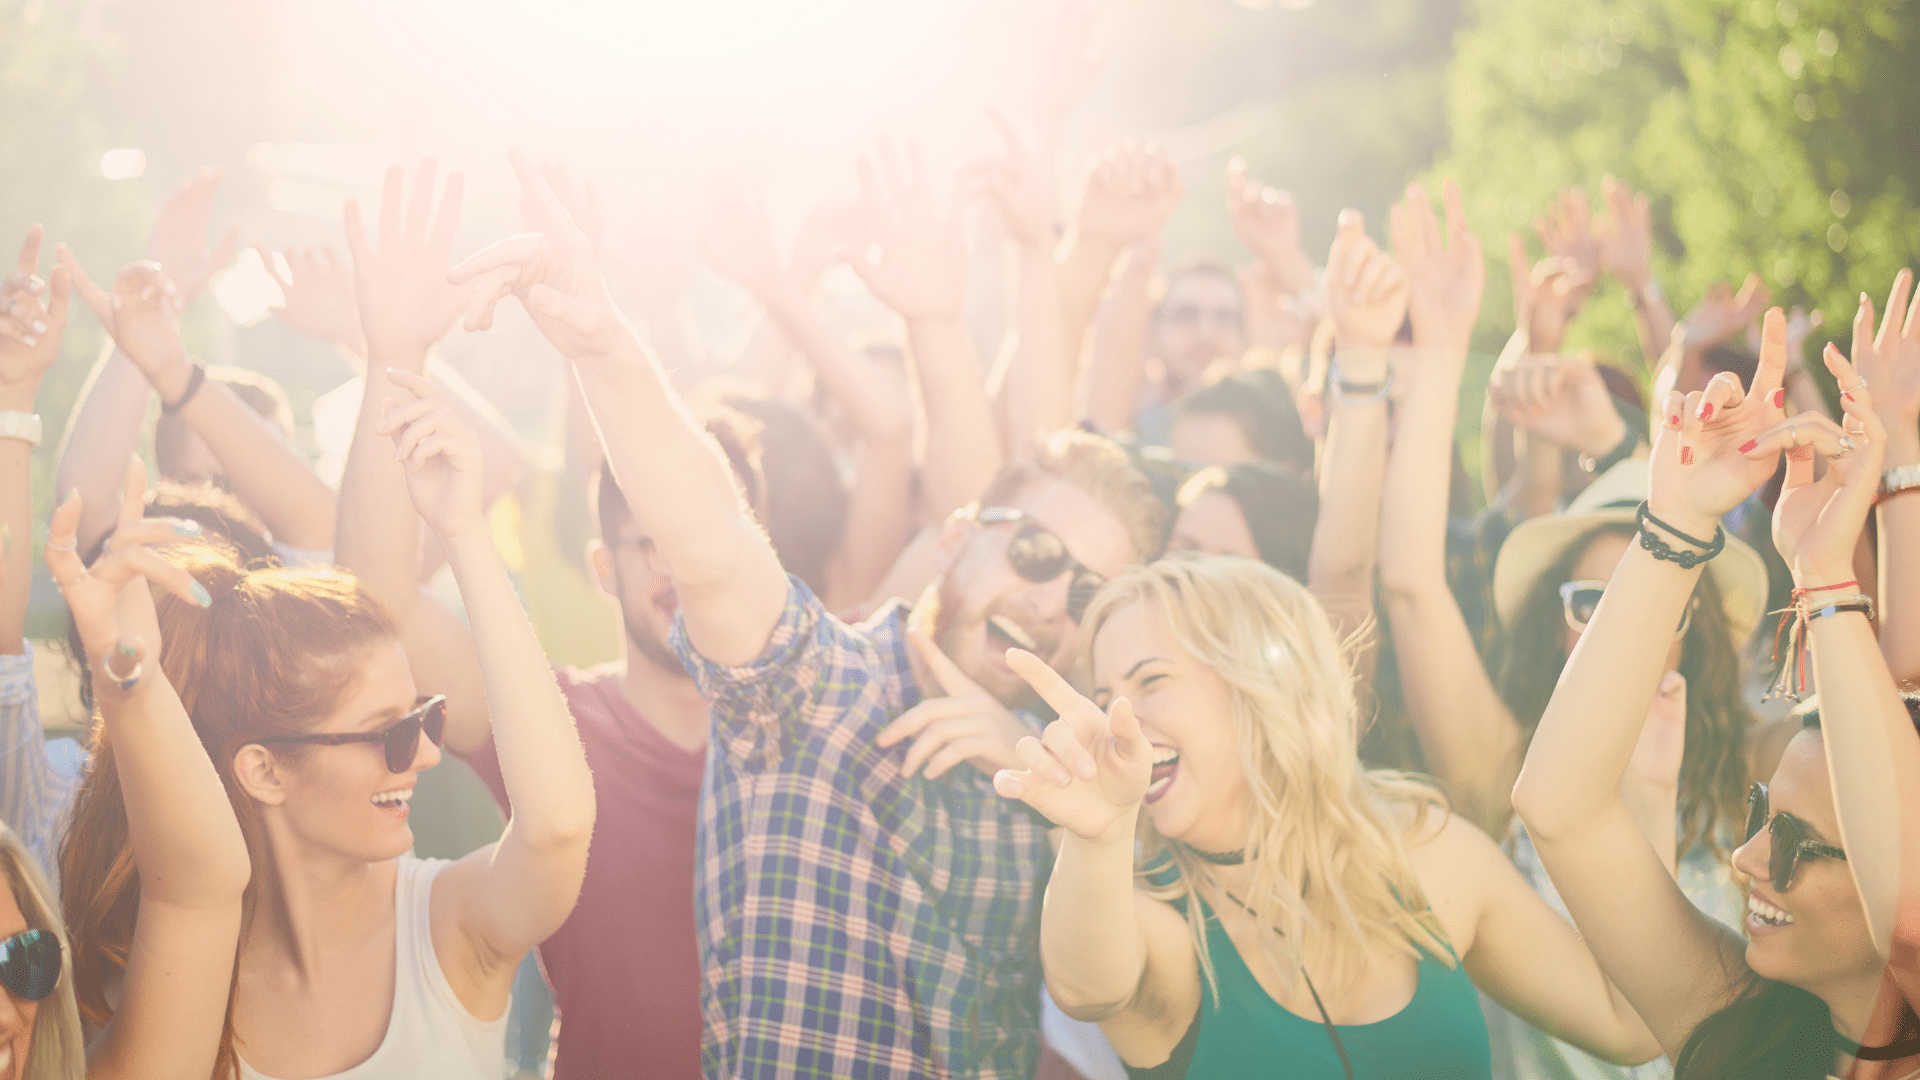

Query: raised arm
[
  {"left": 1850, "top": 271, "right": 1920, "bottom": 688},
  {"left": 990, "top": 650, "right": 1198, "bottom": 1068},
  {"left": 1594, "top": 176, "right": 1676, "bottom": 370},
  {"left": 53, "top": 465, "right": 250, "bottom": 1080},
  {"left": 975, "top": 112, "right": 1073, "bottom": 455},
  {"left": 377, "top": 372, "right": 595, "bottom": 1005},
  {"left": 1512, "top": 313, "right": 1794, "bottom": 1055},
  {"left": 1306, "top": 209, "right": 1405, "bottom": 644},
  {"left": 453, "top": 147, "right": 787, "bottom": 666},
  {"left": 1061, "top": 140, "right": 1182, "bottom": 411},
  {"left": 1372, "top": 182, "right": 1521, "bottom": 834}
]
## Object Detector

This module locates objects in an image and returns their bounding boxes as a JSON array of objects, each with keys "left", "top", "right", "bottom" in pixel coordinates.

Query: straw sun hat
[{"left": 1491, "top": 459, "right": 1771, "bottom": 645}]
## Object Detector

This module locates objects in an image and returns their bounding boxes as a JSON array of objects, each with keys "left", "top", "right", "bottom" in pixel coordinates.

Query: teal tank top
[{"left": 1125, "top": 901, "right": 1493, "bottom": 1080}]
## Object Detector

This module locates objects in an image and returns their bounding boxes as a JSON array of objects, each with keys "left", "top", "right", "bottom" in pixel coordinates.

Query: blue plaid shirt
[{"left": 673, "top": 577, "right": 1051, "bottom": 1080}]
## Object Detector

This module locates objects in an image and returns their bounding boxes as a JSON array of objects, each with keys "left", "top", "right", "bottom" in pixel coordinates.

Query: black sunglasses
[
  {"left": 257, "top": 695, "right": 447, "bottom": 773},
  {"left": 0, "top": 930, "right": 61, "bottom": 1002},
  {"left": 977, "top": 507, "right": 1106, "bottom": 623},
  {"left": 1746, "top": 781, "right": 1847, "bottom": 892},
  {"left": 1559, "top": 580, "right": 1694, "bottom": 640}
]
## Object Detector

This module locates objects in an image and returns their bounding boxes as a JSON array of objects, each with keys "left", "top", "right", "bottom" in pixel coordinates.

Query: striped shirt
[
  {"left": 0, "top": 645, "right": 83, "bottom": 890},
  {"left": 673, "top": 578, "right": 1051, "bottom": 1080}
]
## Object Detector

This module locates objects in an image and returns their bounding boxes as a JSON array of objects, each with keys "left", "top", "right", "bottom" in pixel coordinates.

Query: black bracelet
[
  {"left": 161, "top": 362, "right": 207, "bottom": 415},
  {"left": 1635, "top": 502, "right": 1724, "bottom": 569},
  {"left": 1579, "top": 427, "right": 1639, "bottom": 475}
]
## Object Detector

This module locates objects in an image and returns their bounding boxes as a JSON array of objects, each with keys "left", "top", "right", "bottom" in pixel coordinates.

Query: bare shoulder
[{"left": 1390, "top": 800, "right": 1512, "bottom": 954}]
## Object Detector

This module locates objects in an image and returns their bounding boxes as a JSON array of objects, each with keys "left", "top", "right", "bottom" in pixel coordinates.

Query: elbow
[
  {"left": 1594, "top": 1029, "right": 1664, "bottom": 1068},
  {"left": 1510, "top": 767, "right": 1569, "bottom": 843},
  {"left": 1045, "top": 977, "right": 1130, "bottom": 1024},
  {"left": 512, "top": 797, "right": 598, "bottom": 856}
]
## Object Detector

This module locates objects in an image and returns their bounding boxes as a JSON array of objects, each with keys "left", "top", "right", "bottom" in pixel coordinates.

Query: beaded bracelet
[{"left": 1635, "top": 503, "right": 1724, "bottom": 569}]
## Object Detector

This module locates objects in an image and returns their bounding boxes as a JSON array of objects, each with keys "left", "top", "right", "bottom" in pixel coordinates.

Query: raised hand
[
  {"left": 1488, "top": 354, "right": 1627, "bottom": 459},
  {"left": 789, "top": 196, "right": 868, "bottom": 291},
  {"left": 1750, "top": 333, "right": 1888, "bottom": 585},
  {"left": 967, "top": 111, "right": 1054, "bottom": 249},
  {"left": 1594, "top": 175, "right": 1653, "bottom": 290},
  {"left": 261, "top": 245, "right": 365, "bottom": 352},
  {"left": 1532, "top": 187, "right": 1600, "bottom": 288},
  {"left": 875, "top": 631, "right": 1035, "bottom": 780},
  {"left": 1227, "top": 157, "right": 1314, "bottom": 296},
  {"left": 374, "top": 368, "right": 486, "bottom": 541},
  {"left": 147, "top": 169, "right": 240, "bottom": 304},
  {"left": 843, "top": 139, "right": 968, "bottom": 322},
  {"left": 702, "top": 175, "right": 789, "bottom": 297},
  {"left": 107, "top": 263, "right": 194, "bottom": 401},
  {"left": 990, "top": 649, "right": 1152, "bottom": 839},
  {"left": 1679, "top": 273, "right": 1768, "bottom": 352},
  {"left": 1647, "top": 308, "right": 1794, "bottom": 537},
  {"left": 48, "top": 458, "right": 211, "bottom": 697},
  {"left": 0, "top": 226, "right": 71, "bottom": 403},
  {"left": 1238, "top": 261, "right": 1316, "bottom": 352},
  {"left": 1072, "top": 140, "right": 1183, "bottom": 250},
  {"left": 1391, "top": 179, "right": 1484, "bottom": 355},
  {"left": 1848, "top": 269, "right": 1920, "bottom": 459},
  {"left": 1505, "top": 234, "right": 1594, "bottom": 353},
  {"left": 449, "top": 147, "right": 625, "bottom": 362},
  {"left": 1324, "top": 209, "right": 1408, "bottom": 355},
  {"left": 344, "top": 159, "right": 468, "bottom": 359}
]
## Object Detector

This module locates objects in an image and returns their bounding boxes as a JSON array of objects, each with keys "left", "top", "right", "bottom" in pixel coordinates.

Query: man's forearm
[
  {"left": 334, "top": 355, "right": 428, "bottom": 616},
  {"left": 179, "top": 380, "right": 337, "bottom": 551},
  {"left": 906, "top": 318, "right": 1002, "bottom": 521}
]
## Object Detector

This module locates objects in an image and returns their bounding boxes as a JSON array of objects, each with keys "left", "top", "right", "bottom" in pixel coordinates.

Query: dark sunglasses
[
  {"left": 977, "top": 507, "right": 1107, "bottom": 623},
  {"left": 1559, "top": 580, "right": 1694, "bottom": 640},
  {"left": 257, "top": 695, "right": 447, "bottom": 774},
  {"left": 0, "top": 930, "right": 61, "bottom": 1002},
  {"left": 1746, "top": 782, "right": 1847, "bottom": 892}
]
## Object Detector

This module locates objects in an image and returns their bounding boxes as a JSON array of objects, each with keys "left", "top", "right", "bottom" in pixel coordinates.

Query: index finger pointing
[{"left": 1005, "top": 648, "right": 1100, "bottom": 732}]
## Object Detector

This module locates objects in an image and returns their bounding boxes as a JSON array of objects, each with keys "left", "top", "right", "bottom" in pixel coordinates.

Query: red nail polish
[
  {"left": 1698, "top": 403, "right": 1714, "bottom": 421},
  {"left": 1681, "top": 447, "right": 1694, "bottom": 465},
  {"left": 1843, "top": 391, "right": 1855, "bottom": 402},
  {"left": 1771, "top": 388, "right": 1786, "bottom": 409},
  {"left": 1667, "top": 415, "right": 1682, "bottom": 428},
  {"left": 1738, "top": 439, "right": 1757, "bottom": 453}
]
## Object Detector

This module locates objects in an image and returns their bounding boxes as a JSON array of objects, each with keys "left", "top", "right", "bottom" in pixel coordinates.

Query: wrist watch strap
[{"left": 0, "top": 412, "right": 42, "bottom": 448}]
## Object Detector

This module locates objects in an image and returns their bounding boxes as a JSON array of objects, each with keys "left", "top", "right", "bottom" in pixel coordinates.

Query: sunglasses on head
[
  {"left": 0, "top": 930, "right": 61, "bottom": 1002},
  {"left": 257, "top": 695, "right": 447, "bottom": 773},
  {"left": 977, "top": 507, "right": 1106, "bottom": 624},
  {"left": 1559, "top": 580, "right": 1694, "bottom": 640},
  {"left": 1746, "top": 781, "right": 1847, "bottom": 892}
]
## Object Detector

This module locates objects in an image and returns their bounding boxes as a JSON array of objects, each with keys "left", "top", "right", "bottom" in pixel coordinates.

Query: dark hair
[
  {"left": 1495, "top": 523, "right": 1752, "bottom": 859},
  {"left": 719, "top": 392, "right": 846, "bottom": 596},
  {"left": 1176, "top": 462, "right": 1318, "bottom": 582},
  {"left": 1174, "top": 369, "right": 1314, "bottom": 475},
  {"left": 591, "top": 412, "right": 768, "bottom": 550},
  {"left": 1152, "top": 257, "right": 1242, "bottom": 313},
  {"left": 154, "top": 367, "right": 295, "bottom": 480},
  {"left": 1673, "top": 692, "right": 1920, "bottom": 1078}
]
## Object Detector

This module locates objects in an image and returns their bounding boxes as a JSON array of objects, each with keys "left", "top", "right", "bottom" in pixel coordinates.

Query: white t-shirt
[{"left": 240, "top": 857, "right": 508, "bottom": 1080}]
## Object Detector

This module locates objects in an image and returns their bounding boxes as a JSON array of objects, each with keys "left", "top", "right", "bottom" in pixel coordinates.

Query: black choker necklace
[
  {"left": 1184, "top": 844, "right": 1245, "bottom": 866},
  {"left": 1833, "top": 1026, "right": 1920, "bottom": 1062}
]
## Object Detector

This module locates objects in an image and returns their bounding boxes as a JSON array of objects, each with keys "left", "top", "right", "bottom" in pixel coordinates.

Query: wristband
[
  {"left": 0, "top": 412, "right": 42, "bottom": 448},
  {"left": 1806, "top": 595, "right": 1874, "bottom": 622},
  {"left": 1636, "top": 502, "right": 1724, "bottom": 569},
  {"left": 1579, "top": 426, "right": 1639, "bottom": 475},
  {"left": 161, "top": 362, "right": 207, "bottom": 415},
  {"left": 1880, "top": 462, "right": 1920, "bottom": 500},
  {"left": 1328, "top": 357, "right": 1393, "bottom": 406}
]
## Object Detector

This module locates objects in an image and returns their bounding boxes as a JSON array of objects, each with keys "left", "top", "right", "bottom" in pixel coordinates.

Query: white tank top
[{"left": 239, "top": 856, "right": 509, "bottom": 1080}]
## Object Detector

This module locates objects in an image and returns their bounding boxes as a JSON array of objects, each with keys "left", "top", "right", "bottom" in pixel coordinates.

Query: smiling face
[
  {"left": 1090, "top": 600, "right": 1250, "bottom": 853},
  {"left": 1731, "top": 729, "right": 1879, "bottom": 995},
  {"left": 245, "top": 641, "right": 441, "bottom": 862},
  {"left": 0, "top": 888, "right": 36, "bottom": 1080},
  {"left": 592, "top": 517, "right": 685, "bottom": 674},
  {"left": 935, "top": 477, "right": 1138, "bottom": 709}
]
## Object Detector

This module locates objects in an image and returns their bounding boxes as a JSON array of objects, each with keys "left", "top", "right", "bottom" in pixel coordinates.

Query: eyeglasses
[
  {"left": 0, "top": 930, "right": 61, "bottom": 1001},
  {"left": 977, "top": 507, "right": 1107, "bottom": 623},
  {"left": 257, "top": 695, "right": 447, "bottom": 774},
  {"left": 1746, "top": 782, "right": 1847, "bottom": 892},
  {"left": 1559, "top": 580, "right": 1694, "bottom": 640}
]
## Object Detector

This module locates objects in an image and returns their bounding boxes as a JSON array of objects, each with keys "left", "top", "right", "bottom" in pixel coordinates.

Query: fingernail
[
  {"left": 190, "top": 581, "right": 211, "bottom": 607},
  {"left": 1738, "top": 439, "right": 1757, "bottom": 453},
  {"left": 59, "top": 490, "right": 78, "bottom": 508},
  {"left": 1843, "top": 391, "right": 1854, "bottom": 402},
  {"left": 1697, "top": 402, "right": 1714, "bottom": 421},
  {"left": 173, "top": 519, "right": 202, "bottom": 536},
  {"left": 1076, "top": 760, "right": 1097, "bottom": 781},
  {"left": 1862, "top": 292, "right": 1871, "bottom": 306},
  {"left": 1666, "top": 414, "right": 1682, "bottom": 428},
  {"left": 1053, "top": 769, "right": 1072, "bottom": 788},
  {"left": 21, "top": 336, "right": 32, "bottom": 346},
  {"left": 1680, "top": 447, "right": 1694, "bottom": 465},
  {"left": 1770, "top": 388, "right": 1786, "bottom": 409},
  {"left": 31, "top": 321, "right": 45, "bottom": 333},
  {"left": 996, "top": 775, "right": 1024, "bottom": 798},
  {"left": 119, "top": 642, "right": 138, "bottom": 658}
]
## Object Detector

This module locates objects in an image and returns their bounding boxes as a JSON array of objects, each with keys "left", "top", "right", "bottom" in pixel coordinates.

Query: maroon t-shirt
[{"left": 465, "top": 664, "right": 705, "bottom": 1080}]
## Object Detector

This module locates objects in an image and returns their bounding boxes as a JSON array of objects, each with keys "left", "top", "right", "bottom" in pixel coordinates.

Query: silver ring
[
  {"left": 1832, "top": 435, "right": 1856, "bottom": 459},
  {"left": 45, "top": 536, "right": 76, "bottom": 553},
  {"left": 101, "top": 649, "right": 141, "bottom": 691},
  {"left": 1846, "top": 378, "right": 1869, "bottom": 392}
]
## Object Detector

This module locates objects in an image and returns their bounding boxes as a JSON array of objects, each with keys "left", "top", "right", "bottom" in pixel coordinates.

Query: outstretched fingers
[{"left": 1746, "top": 307, "right": 1789, "bottom": 415}]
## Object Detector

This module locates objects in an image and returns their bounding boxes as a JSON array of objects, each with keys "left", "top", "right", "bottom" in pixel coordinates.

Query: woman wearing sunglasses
[
  {"left": 61, "top": 377, "right": 595, "bottom": 1080},
  {"left": 1515, "top": 313, "right": 1920, "bottom": 1077},
  {"left": 0, "top": 821, "right": 81, "bottom": 1080}
]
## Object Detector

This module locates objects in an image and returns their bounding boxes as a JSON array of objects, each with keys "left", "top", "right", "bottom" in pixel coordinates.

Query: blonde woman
[
  {"left": 0, "top": 821, "right": 83, "bottom": 1080},
  {"left": 992, "top": 556, "right": 1662, "bottom": 1078}
]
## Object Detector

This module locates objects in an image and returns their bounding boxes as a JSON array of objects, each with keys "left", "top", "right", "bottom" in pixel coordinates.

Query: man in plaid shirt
[{"left": 457, "top": 152, "right": 1167, "bottom": 1079}]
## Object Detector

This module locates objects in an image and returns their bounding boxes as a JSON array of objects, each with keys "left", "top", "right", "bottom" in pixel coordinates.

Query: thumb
[{"left": 1107, "top": 696, "right": 1146, "bottom": 756}]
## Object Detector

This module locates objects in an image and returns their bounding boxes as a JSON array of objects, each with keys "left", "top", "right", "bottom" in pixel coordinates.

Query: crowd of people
[{"left": 0, "top": 71, "right": 1916, "bottom": 1080}]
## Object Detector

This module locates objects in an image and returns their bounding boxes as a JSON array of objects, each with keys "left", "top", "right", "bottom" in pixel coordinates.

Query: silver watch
[{"left": 1883, "top": 462, "right": 1920, "bottom": 496}]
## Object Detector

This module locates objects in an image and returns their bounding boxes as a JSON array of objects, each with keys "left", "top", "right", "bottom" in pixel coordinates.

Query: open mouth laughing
[
  {"left": 1747, "top": 893, "right": 1793, "bottom": 930},
  {"left": 1146, "top": 746, "right": 1179, "bottom": 804},
  {"left": 371, "top": 785, "right": 415, "bottom": 816},
  {"left": 986, "top": 614, "right": 1039, "bottom": 653}
]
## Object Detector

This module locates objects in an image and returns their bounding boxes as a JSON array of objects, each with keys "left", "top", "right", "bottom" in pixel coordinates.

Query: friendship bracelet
[
  {"left": 1635, "top": 503, "right": 1724, "bottom": 569},
  {"left": 1806, "top": 596, "right": 1874, "bottom": 622},
  {"left": 161, "top": 362, "right": 208, "bottom": 415},
  {"left": 1791, "top": 580, "right": 1858, "bottom": 598}
]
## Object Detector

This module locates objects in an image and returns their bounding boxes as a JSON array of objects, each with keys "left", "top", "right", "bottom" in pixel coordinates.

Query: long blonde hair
[
  {"left": 0, "top": 822, "right": 84, "bottom": 1079},
  {"left": 1081, "top": 556, "right": 1452, "bottom": 1000}
]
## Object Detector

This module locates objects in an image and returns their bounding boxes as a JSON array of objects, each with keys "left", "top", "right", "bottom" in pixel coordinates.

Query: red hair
[{"left": 59, "top": 545, "right": 397, "bottom": 1078}]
